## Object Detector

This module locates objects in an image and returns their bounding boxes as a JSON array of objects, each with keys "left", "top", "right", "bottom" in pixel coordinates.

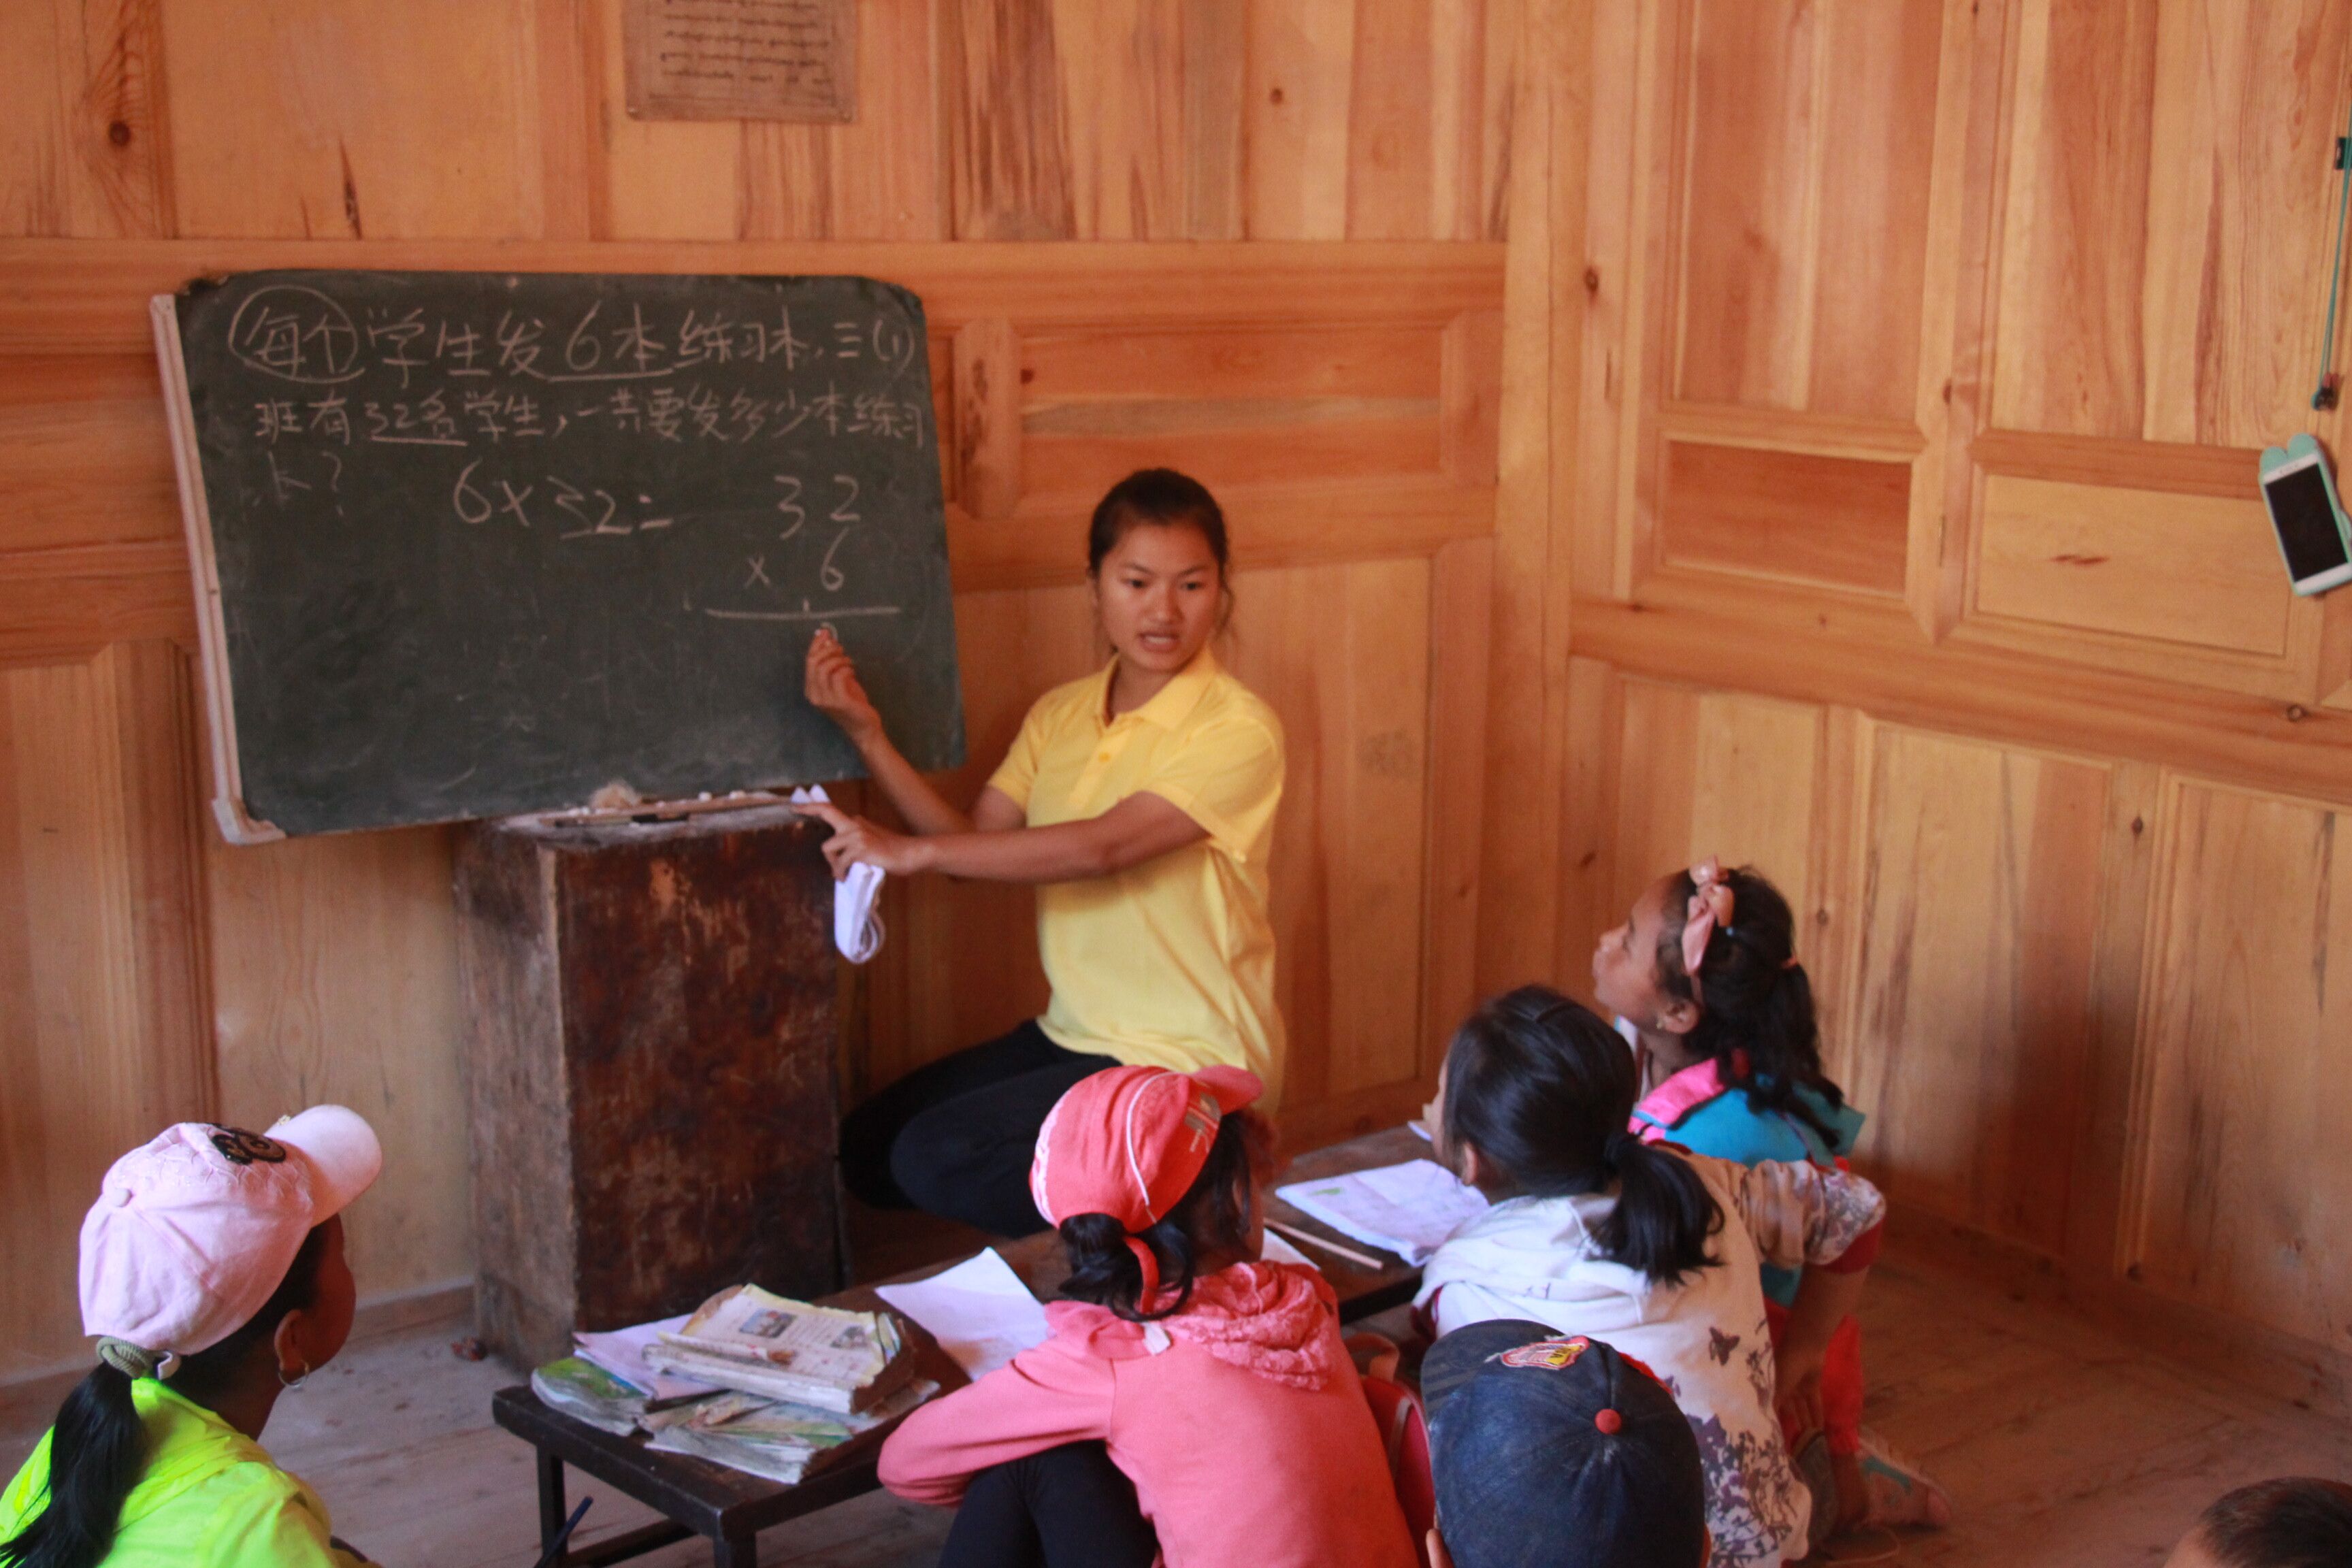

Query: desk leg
[
  {"left": 536, "top": 1448, "right": 568, "bottom": 1556},
  {"left": 713, "top": 1530, "right": 758, "bottom": 1567}
]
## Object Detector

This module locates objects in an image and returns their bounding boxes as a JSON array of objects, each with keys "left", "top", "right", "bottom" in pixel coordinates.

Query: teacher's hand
[
  {"left": 794, "top": 799, "right": 932, "bottom": 879},
  {"left": 805, "top": 627, "right": 883, "bottom": 747}
]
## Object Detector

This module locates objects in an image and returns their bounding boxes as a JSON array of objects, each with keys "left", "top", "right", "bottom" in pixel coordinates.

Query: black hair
[
  {"left": 0, "top": 1224, "right": 332, "bottom": 1568},
  {"left": 2192, "top": 1477, "right": 2352, "bottom": 1568},
  {"left": 1085, "top": 469, "right": 1231, "bottom": 581},
  {"left": 1440, "top": 985, "right": 1721, "bottom": 1286},
  {"left": 1058, "top": 1108, "right": 1273, "bottom": 1322},
  {"left": 1656, "top": 865, "right": 1848, "bottom": 1146}
]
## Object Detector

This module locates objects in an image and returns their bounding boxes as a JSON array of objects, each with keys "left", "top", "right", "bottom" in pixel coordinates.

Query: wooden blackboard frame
[{"left": 153, "top": 294, "right": 283, "bottom": 843}]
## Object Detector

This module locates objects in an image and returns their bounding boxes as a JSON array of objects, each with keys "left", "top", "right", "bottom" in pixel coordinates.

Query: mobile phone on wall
[{"left": 2258, "top": 434, "right": 2352, "bottom": 595}]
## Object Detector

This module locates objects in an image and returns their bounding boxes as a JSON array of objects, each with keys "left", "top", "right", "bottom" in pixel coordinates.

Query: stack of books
[
  {"left": 532, "top": 1286, "right": 938, "bottom": 1486},
  {"left": 640, "top": 1285, "right": 917, "bottom": 1414}
]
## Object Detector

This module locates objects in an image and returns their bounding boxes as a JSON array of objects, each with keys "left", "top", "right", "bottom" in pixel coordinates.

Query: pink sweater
[{"left": 879, "top": 1262, "right": 1416, "bottom": 1568}]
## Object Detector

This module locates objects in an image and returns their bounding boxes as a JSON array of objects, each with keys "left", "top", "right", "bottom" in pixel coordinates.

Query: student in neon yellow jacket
[{"left": 1, "top": 1109, "right": 382, "bottom": 1568}]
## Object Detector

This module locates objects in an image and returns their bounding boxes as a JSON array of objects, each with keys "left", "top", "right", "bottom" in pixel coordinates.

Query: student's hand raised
[
  {"left": 804, "top": 627, "right": 883, "bottom": 747},
  {"left": 793, "top": 798, "right": 933, "bottom": 879}
]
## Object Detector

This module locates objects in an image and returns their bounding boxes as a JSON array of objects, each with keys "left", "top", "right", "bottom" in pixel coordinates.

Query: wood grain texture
[
  {"left": 1230, "top": 556, "right": 1433, "bottom": 1110},
  {"left": 0, "top": 643, "right": 215, "bottom": 1377},
  {"left": 1846, "top": 726, "right": 2110, "bottom": 1256},
  {"left": 2124, "top": 777, "right": 2352, "bottom": 1348},
  {"left": 0, "top": 0, "right": 175, "bottom": 238},
  {"left": 952, "top": 316, "right": 1021, "bottom": 517},
  {"left": 1974, "top": 474, "right": 2291, "bottom": 657},
  {"left": 1659, "top": 440, "right": 1911, "bottom": 595},
  {"left": 161, "top": 0, "right": 546, "bottom": 240},
  {"left": 206, "top": 824, "right": 471, "bottom": 1305}
]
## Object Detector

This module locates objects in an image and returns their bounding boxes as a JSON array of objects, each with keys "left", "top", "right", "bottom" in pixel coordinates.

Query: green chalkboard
[{"left": 160, "top": 270, "right": 963, "bottom": 838}]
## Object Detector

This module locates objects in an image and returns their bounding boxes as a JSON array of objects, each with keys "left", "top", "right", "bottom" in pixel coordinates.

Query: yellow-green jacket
[{"left": 0, "top": 1379, "right": 363, "bottom": 1567}]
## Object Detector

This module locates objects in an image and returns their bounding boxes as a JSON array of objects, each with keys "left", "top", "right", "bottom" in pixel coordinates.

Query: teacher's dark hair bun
[{"left": 1087, "top": 469, "right": 1230, "bottom": 579}]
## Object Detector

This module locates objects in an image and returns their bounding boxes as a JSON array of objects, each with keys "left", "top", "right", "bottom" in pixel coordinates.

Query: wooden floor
[{"left": 3, "top": 1245, "right": 2345, "bottom": 1567}]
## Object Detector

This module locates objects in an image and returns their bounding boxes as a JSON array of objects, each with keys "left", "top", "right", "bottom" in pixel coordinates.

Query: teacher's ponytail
[{"left": 1440, "top": 985, "right": 1722, "bottom": 1287}]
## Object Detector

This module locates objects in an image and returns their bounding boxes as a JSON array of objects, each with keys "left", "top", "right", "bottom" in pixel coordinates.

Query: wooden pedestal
[{"left": 454, "top": 804, "right": 845, "bottom": 1369}]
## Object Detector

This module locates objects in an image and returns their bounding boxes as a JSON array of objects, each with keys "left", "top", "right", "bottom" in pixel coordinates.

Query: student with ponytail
[
  {"left": 1418, "top": 986, "right": 1884, "bottom": 1568},
  {"left": 1, "top": 1109, "right": 382, "bottom": 1568},
  {"left": 1594, "top": 858, "right": 1949, "bottom": 1534},
  {"left": 879, "top": 1064, "right": 1416, "bottom": 1568}
]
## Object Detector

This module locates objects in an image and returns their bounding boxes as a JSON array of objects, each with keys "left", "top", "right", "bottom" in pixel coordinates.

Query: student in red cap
[{"left": 879, "top": 1064, "right": 1418, "bottom": 1568}]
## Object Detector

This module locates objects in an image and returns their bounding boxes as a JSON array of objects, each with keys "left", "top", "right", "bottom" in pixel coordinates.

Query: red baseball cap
[{"left": 1030, "top": 1064, "right": 1262, "bottom": 1231}]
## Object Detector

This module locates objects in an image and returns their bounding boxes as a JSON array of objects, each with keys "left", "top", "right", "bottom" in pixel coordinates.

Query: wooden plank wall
[
  {"left": 0, "top": 1, "right": 1514, "bottom": 1377},
  {"left": 1495, "top": 0, "right": 2352, "bottom": 1403}
]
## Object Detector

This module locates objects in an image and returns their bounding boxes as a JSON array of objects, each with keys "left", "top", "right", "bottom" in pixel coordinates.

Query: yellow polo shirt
[{"left": 987, "top": 648, "right": 1288, "bottom": 1107}]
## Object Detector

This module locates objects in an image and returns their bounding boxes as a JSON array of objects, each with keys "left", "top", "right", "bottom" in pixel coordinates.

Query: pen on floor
[
  {"left": 530, "top": 1495, "right": 593, "bottom": 1568},
  {"left": 1265, "top": 1219, "right": 1386, "bottom": 1271}
]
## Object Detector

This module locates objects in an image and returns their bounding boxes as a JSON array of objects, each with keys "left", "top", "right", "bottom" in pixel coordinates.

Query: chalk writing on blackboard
[
  {"left": 625, "top": 0, "right": 857, "bottom": 123},
  {"left": 161, "top": 270, "right": 962, "bottom": 839}
]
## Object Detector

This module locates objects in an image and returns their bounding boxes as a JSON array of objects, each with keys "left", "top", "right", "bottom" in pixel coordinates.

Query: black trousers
[
  {"left": 838, "top": 1019, "right": 1117, "bottom": 1237},
  {"left": 938, "top": 1443, "right": 1160, "bottom": 1568}
]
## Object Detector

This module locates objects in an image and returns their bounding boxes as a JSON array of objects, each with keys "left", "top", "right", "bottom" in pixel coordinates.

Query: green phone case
[{"left": 2257, "top": 433, "right": 2352, "bottom": 593}]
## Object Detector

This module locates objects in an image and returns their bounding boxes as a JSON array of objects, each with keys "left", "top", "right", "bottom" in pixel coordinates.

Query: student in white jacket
[{"left": 1417, "top": 986, "right": 1886, "bottom": 1568}]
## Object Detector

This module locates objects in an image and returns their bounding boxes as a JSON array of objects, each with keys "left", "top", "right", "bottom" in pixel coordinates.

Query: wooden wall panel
[
  {"left": 1976, "top": 475, "right": 2290, "bottom": 657},
  {"left": 1233, "top": 556, "right": 1433, "bottom": 1119},
  {"left": 205, "top": 825, "right": 472, "bottom": 1301},
  {"left": 1673, "top": 0, "right": 1941, "bottom": 421},
  {"left": 1845, "top": 728, "right": 2109, "bottom": 1256},
  {"left": 2125, "top": 779, "right": 2352, "bottom": 1350},
  {"left": 0, "top": 0, "right": 176, "bottom": 239},
  {"left": 0, "top": 643, "right": 214, "bottom": 1377},
  {"left": 1991, "top": 0, "right": 2352, "bottom": 448},
  {"left": 1659, "top": 442, "right": 1910, "bottom": 595},
  {"left": 160, "top": 0, "right": 547, "bottom": 241}
]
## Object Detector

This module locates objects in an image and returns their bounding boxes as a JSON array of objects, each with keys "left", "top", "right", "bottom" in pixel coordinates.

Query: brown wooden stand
[{"left": 454, "top": 803, "right": 845, "bottom": 1369}]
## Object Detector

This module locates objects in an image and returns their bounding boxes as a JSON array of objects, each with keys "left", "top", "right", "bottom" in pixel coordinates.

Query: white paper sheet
[
  {"left": 875, "top": 1248, "right": 1051, "bottom": 1382},
  {"left": 1259, "top": 1229, "right": 1316, "bottom": 1269},
  {"left": 1275, "top": 1158, "right": 1490, "bottom": 1267},
  {"left": 574, "top": 1314, "right": 720, "bottom": 1402}
]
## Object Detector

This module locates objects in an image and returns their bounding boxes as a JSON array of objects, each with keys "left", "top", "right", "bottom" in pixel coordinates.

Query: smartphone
[{"left": 2259, "top": 438, "right": 2352, "bottom": 595}]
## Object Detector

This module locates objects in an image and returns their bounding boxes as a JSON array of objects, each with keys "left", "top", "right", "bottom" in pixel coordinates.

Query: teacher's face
[{"left": 1091, "top": 522, "right": 1222, "bottom": 676}]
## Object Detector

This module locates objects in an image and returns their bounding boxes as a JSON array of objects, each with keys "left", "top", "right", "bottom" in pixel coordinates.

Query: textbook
[
  {"left": 642, "top": 1286, "right": 913, "bottom": 1414},
  {"left": 1274, "top": 1158, "right": 1490, "bottom": 1267},
  {"left": 646, "top": 1378, "right": 940, "bottom": 1484}
]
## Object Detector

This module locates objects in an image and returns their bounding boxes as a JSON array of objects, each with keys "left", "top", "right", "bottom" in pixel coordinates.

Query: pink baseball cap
[
  {"left": 79, "top": 1107, "right": 382, "bottom": 1364},
  {"left": 1029, "top": 1065, "right": 1262, "bottom": 1232}
]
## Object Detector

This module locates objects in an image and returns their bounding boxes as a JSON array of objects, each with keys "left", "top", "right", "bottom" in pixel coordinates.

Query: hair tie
[
  {"left": 1603, "top": 1128, "right": 1644, "bottom": 1168},
  {"left": 1124, "top": 1235, "right": 1162, "bottom": 1303},
  {"left": 97, "top": 1337, "right": 174, "bottom": 1381},
  {"left": 1682, "top": 858, "right": 1735, "bottom": 1002}
]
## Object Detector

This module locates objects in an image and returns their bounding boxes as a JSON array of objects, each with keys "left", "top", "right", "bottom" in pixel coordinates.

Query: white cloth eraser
[{"left": 789, "top": 785, "right": 885, "bottom": 963}]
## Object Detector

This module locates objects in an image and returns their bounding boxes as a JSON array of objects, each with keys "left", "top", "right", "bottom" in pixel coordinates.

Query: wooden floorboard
[{"left": 3, "top": 1248, "right": 2346, "bottom": 1566}]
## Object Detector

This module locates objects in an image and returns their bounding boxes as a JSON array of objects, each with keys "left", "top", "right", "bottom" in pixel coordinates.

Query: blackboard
[{"left": 152, "top": 270, "right": 963, "bottom": 840}]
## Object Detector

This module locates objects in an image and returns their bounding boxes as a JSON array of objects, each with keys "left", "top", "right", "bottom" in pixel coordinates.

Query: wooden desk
[{"left": 493, "top": 1124, "right": 1442, "bottom": 1565}]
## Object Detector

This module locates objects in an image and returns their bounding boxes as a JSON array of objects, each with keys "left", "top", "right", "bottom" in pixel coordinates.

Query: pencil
[{"left": 1266, "top": 1218, "right": 1387, "bottom": 1271}]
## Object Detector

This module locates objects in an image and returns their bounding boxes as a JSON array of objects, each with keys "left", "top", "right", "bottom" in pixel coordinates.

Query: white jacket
[{"left": 1416, "top": 1152, "right": 1883, "bottom": 1567}]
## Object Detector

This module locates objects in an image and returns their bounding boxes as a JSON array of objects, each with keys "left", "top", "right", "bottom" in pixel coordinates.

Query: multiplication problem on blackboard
[{"left": 161, "top": 270, "right": 962, "bottom": 836}]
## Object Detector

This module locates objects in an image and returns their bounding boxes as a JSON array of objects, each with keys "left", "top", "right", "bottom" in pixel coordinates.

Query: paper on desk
[
  {"left": 1260, "top": 1230, "right": 1316, "bottom": 1269},
  {"left": 1275, "top": 1159, "right": 1490, "bottom": 1267},
  {"left": 875, "top": 1248, "right": 1051, "bottom": 1382},
  {"left": 573, "top": 1315, "right": 719, "bottom": 1403}
]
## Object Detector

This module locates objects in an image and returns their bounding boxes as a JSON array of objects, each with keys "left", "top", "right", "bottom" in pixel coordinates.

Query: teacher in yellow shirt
[{"left": 798, "top": 469, "right": 1286, "bottom": 1237}]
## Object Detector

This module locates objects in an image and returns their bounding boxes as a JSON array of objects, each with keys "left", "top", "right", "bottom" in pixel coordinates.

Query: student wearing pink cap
[
  {"left": 0, "top": 1107, "right": 382, "bottom": 1568},
  {"left": 879, "top": 1064, "right": 1417, "bottom": 1568}
]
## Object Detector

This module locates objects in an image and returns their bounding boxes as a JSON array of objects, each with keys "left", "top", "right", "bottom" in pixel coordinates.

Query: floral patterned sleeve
[{"left": 1693, "top": 1152, "right": 1885, "bottom": 1273}]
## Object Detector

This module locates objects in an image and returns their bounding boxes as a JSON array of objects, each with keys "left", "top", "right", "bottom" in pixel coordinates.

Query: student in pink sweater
[{"left": 879, "top": 1064, "right": 1418, "bottom": 1568}]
